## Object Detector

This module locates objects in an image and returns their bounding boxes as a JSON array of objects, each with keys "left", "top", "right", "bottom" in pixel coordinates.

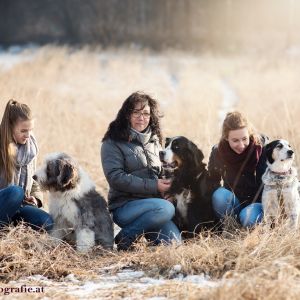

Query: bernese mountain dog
[{"left": 159, "top": 136, "right": 218, "bottom": 237}]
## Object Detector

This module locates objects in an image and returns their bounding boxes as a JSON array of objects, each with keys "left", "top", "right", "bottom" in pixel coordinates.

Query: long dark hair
[{"left": 102, "top": 92, "right": 163, "bottom": 144}]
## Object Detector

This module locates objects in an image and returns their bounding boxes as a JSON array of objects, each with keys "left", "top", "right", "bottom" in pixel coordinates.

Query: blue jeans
[
  {"left": 112, "top": 198, "right": 181, "bottom": 244},
  {"left": 0, "top": 186, "right": 53, "bottom": 232},
  {"left": 212, "top": 187, "right": 263, "bottom": 228}
]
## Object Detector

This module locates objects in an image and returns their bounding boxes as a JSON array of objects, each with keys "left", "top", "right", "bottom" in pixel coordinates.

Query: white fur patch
[
  {"left": 175, "top": 189, "right": 192, "bottom": 222},
  {"left": 164, "top": 137, "right": 180, "bottom": 163},
  {"left": 49, "top": 194, "right": 79, "bottom": 225},
  {"left": 76, "top": 228, "right": 95, "bottom": 252}
]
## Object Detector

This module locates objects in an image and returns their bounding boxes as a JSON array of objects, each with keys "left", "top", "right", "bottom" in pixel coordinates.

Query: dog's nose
[
  {"left": 159, "top": 151, "right": 165, "bottom": 161},
  {"left": 287, "top": 150, "right": 294, "bottom": 157},
  {"left": 32, "top": 175, "right": 37, "bottom": 181}
]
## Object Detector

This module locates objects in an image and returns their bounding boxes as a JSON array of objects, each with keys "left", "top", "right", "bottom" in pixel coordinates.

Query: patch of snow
[
  {"left": 117, "top": 270, "right": 145, "bottom": 280},
  {"left": 8, "top": 268, "right": 221, "bottom": 299},
  {"left": 64, "top": 273, "right": 80, "bottom": 283},
  {"left": 181, "top": 274, "right": 219, "bottom": 287},
  {"left": 25, "top": 274, "right": 51, "bottom": 283},
  {"left": 0, "top": 44, "right": 39, "bottom": 71}
]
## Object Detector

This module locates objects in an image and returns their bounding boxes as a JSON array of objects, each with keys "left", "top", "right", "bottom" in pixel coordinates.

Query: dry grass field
[{"left": 1, "top": 46, "right": 300, "bottom": 299}]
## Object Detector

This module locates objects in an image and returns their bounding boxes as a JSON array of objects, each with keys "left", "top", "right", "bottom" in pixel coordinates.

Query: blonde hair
[
  {"left": 220, "top": 111, "right": 260, "bottom": 144},
  {"left": 0, "top": 100, "right": 32, "bottom": 184}
]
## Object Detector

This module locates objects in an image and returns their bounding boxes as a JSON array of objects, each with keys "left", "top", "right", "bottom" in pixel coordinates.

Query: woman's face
[
  {"left": 227, "top": 127, "right": 250, "bottom": 154},
  {"left": 13, "top": 119, "right": 34, "bottom": 144},
  {"left": 129, "top": 102, "right": 151, "bottom": 132}
]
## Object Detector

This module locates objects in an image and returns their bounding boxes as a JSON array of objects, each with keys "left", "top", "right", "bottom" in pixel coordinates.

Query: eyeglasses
[{"left": 131, "top": 110, "right": 151, "bottom": 119}]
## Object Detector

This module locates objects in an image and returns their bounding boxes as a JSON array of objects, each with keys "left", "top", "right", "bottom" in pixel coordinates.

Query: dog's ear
[
  {"left": 165, "top": 137, "right": 171, "bottom": 147},
  {"left": 265, "top": 140, "right": 280, "bottom": 164},
  {"left": 187, "top": 142, "right": 205, "bottom": 169},
  {"left": 58, "top": 161, "right": 75, "bottom": 187}
]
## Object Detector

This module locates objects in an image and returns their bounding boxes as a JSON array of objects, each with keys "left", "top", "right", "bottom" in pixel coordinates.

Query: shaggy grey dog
[{"left": 34, "top": 153, "right": 114, "bottom": 252}]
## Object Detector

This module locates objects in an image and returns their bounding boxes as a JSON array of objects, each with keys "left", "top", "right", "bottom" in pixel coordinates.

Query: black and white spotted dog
[
  {"left": 159, "top": 136, "right": 217, "bottom": 237},
  {"left": 262, "top": 139, "right": 300, "bottom": 229},
  {"left": 33, "top": 153, "right": 114, "bottom": 252}
]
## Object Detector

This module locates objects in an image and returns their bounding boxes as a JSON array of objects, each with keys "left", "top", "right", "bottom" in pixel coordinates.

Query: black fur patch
[{"left": 265, "top": 140, "right": 281, "bottom": 164}]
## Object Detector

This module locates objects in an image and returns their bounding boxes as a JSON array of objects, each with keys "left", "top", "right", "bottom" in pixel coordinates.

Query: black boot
[{"left": 114, "top": 231, "right": 137, "bottom": 251}]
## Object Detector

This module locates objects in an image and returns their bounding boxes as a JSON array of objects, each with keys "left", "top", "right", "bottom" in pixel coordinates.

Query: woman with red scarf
[{"left": 208, "top": 111, "right": 268, "bottom": 227}]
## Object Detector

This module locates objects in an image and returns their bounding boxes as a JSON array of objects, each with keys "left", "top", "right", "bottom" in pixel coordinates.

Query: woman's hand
[
  {"left": 23, "top": 196, "right": 38, "bottom": 206},
  {"left": 157, "top": 178, "right": 172, "bottom": 193},
  {"left": 163, "top": 193, "right": 175, "bottom": 204}
]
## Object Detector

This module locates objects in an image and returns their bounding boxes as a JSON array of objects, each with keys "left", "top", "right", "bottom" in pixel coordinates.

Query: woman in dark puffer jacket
[{"left": 101, "top": 92, "right": 181, "bottom": 250}]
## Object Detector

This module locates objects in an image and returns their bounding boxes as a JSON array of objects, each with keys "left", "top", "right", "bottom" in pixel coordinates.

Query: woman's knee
[
  {"left": 239, "top": 203, "right": 263, "bottom": 228},
  {"left": 153, "top": 199, "right": 175, "bottom": 222},
  {"left": 212, "top": 188, "right": 237, "bottom": 217}
]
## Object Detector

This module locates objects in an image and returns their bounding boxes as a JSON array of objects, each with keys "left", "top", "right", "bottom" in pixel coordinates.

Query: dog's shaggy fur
[
  {"left": 34, "top": 153, "right": 114, "bottom": 252},
  {"left": 262, "top": 139, "right": 300, "bottom": 229},
  {"left": 159, "top": 136, "right": 217, "bottom": 237}
]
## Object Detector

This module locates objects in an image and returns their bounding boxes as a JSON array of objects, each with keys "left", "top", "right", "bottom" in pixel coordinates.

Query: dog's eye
[{"left": 276, "top": 144, "right": 283, "bottom": 149}]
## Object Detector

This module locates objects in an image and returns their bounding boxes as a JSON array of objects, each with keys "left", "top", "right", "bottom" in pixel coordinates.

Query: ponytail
[{"left": 0, "top": 100, "right": 32, "bottom": 184}]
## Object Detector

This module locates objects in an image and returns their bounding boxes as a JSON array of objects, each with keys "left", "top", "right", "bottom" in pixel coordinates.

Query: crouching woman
[
  {"left": 101, "top": 92, "right": 181, "bottom": 250},
  {"left": 0, "top": 100, "right": 53, "bottom": 231},
  {"left": 208, "top": 111, "right": 267, "bottom": 228}
]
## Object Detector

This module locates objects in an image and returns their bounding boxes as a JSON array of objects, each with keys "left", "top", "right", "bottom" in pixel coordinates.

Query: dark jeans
[
  {"left": 113, "top": 198, "right": 181, "bottom": 244},
  {"left": 0, "top": 186, "right": 53, "bottom": 232}
]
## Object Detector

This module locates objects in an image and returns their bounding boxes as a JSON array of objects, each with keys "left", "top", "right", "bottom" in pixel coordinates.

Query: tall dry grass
[{"left": 1, "top": 46, "right": 300, "bottom": 299}]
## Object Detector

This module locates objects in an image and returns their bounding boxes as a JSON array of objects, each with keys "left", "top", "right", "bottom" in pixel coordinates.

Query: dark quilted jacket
[
  {"left": 207, "top": 135, "right": 268, "bottom": 208},
  {"left": 101, "top": 132, "right": 162, "bottom": 211}
]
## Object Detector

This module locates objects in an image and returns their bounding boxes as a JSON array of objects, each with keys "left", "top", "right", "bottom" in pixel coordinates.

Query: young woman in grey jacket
[
  {"left": 101, "top": 92, "right": 181, "bottom": 250},
  {"left": 0, "top": 100, "right": 53, "bottom": 231}
]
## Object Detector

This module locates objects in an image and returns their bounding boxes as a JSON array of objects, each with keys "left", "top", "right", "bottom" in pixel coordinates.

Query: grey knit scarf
[
  {"left": 14, "top": 134, "right": 38, "bottom": 194},
  {"left": 130, "top": 127, "right": 152, "bottom": 145}
]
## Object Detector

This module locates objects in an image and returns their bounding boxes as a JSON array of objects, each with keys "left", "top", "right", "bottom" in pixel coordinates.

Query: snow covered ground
[
  {"left": 0, "top": 44, "right": 38, "bottom": 70},
  {"left": 7, "top": 267, "right": 221, "bottom": 299}
]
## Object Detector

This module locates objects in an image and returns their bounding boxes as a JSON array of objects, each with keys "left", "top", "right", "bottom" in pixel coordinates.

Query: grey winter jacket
[{"left": 101, "top": 130, "right": 162, "bottom": 211}]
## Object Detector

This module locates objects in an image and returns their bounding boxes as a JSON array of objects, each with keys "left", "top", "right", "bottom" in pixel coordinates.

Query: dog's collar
[{"left": 270, "top": 169, "right": 292, "bottom": 176}]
